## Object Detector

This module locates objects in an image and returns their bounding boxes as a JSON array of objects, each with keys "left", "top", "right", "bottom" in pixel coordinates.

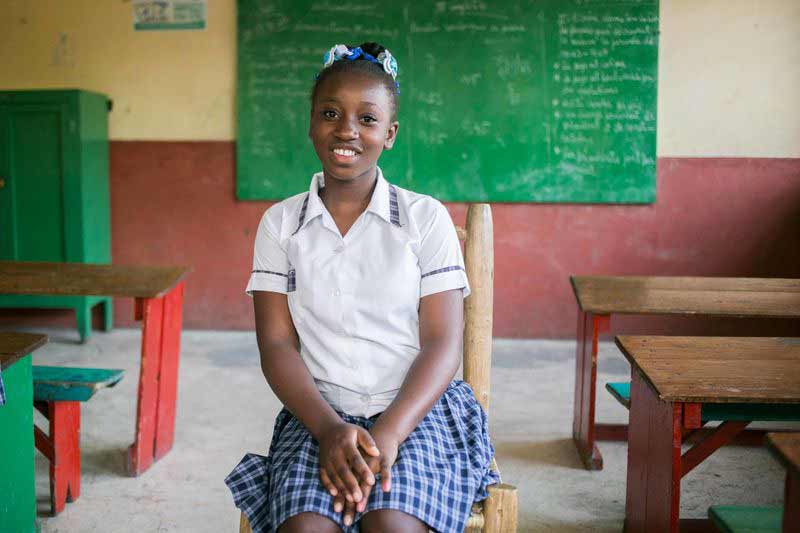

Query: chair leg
[
  {"left": 239, "top": 512, "right": 253, "bottom": 533},
  {"left": 49, "top": 401, "right": 81, "bottom": 515},
  {"left": 483, "top": 483, "right": 518, "bottom": 532}
]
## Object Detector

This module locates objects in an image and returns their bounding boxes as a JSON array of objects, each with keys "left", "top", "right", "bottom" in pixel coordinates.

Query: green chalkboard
[{"left": 237, "top": 0, "right": 659, "bottom": 203}]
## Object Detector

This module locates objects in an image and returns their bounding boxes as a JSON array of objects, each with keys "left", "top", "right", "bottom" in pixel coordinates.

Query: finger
[
  {"left": 380, "top": 460, "right": 392, "bottom": 492},
  {"left": 327, "top": 466, "right": 350, "bottom": 501},
  {"left": 335, "top": 461, "right": 363, "bottom": 502},
  {"left": 347, "top": 446, "right": 375, "bottom": 486},
  {"left": 319, "top": 468, "right": 337, "bottom": 497},
  {"left": 356, "top": 428, "right": 380, "bottom": 457},
  {"left": 357, "top": 479, "right": 372, "bottom": 513},
  {"left": 333, "top": 492, "right": 345, "bottom": 514},
  {"left": 343, "top": 497, "right": 356, "bottom": 527}
]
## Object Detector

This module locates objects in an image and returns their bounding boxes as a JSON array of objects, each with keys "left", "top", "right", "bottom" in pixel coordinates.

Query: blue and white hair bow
[{"left": 321, "top": 44, "right": 400, "bottom": 92}]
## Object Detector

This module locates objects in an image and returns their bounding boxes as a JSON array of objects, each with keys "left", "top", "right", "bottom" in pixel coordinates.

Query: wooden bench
[
  {"left": 708, "top": 432, "right": 800, "bottom": 533},
  {"left": 570, "top": 276, "right": 800, "bottom": 470},
  {"left": 708, "top": 506, "right": 782, "bottom": 532},
  {"left": 33, "top": 366, "right": 124, "bottom": 515},
  {"left": 0, "top": 260, "right": 190, "bottom": 476},
  {"left": 606, "top": 382, "right": 800, "bottom": 422}
]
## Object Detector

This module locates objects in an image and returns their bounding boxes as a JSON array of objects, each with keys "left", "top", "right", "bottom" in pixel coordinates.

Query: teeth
[{"left": 333, "top": 148, "right": 356, "bottom": 156}]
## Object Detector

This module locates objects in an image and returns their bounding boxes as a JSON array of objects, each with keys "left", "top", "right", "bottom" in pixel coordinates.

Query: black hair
[{"left": 311, "top": 42, "right": 399, "bottom": 121}]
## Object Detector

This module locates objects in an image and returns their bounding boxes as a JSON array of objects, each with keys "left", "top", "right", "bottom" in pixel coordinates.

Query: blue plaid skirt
[{"left": 225, "top": 380, "right": 499, "bottom": 532}]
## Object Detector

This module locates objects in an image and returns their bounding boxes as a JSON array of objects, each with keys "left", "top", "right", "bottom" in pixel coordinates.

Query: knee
[
  {"left": 277, "top": 512, "right": 341, "bottom": 533},
  {"left": 360, "top": 509, "right": 428, "bottom": 533}
]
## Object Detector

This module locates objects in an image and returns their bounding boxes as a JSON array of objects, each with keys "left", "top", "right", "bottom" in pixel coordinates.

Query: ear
[{"left": 383, "top": 121, "right": 400, "bottom": 150}]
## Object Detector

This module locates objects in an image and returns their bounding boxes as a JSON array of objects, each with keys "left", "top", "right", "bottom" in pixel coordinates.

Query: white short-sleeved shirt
[{"left": 246, "top": 168, "right": 470, "bottom": 417}]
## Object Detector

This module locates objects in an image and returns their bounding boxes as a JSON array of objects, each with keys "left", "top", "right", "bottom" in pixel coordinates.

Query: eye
[
  {"left": 322, "top": 109, "right": 338, "bottom": 120},
  {"left": 361, "top": 114, "right": 377, "bottom": 124}
]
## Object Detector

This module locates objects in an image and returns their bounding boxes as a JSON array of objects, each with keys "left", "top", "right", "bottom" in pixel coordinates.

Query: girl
[{"left": 226, "top": 42, "right": 499, "bottom": 533}]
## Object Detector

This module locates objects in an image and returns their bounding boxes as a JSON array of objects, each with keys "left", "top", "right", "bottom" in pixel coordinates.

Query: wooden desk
[
  {"left": 570, "top": 276, "right": 800, "bottom": 470},
  {"left": 616, "top": 336, "right": 800, "bottom": 533},
  {"left": 767, "top": 433, "right": 800, "bottom": 532},
  {"left": 0, "top": 332, "right": 48, "bottom": 533},
  {"left": 0, "top": 261, "right": 190, "bottom": 476}
]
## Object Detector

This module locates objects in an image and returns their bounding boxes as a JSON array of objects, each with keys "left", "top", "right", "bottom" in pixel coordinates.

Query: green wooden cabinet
[{"left": 0, "top": 90, "right": 112, "bottom": 342}]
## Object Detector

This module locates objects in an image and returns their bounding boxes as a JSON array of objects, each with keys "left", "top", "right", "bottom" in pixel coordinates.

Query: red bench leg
[
  {"left": 572, "top": 310, "right": 610, "bottom": 470},
  {"left": 37, "top": 401, "right": 81, "bottom": 515},
  {"left": 155, "top": 281, "right": 185, "bottom": 461},
  {"left": 128, "top": 281, "right": 185, "bottom": 476},
  {"left": 625, "top": 369, "right": 682, "bottom": 533}
]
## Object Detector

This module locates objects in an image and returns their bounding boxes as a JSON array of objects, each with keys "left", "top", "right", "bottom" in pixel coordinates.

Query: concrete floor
[{"left": 21, "top": 327, "right": 789, "bottom": 532}]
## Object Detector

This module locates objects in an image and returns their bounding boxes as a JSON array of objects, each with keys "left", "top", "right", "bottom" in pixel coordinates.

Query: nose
[{"left": 334, "top": 114, "right": 359, "bottom": 140}]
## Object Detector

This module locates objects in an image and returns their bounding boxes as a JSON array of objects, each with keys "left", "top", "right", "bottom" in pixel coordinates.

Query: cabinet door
[{"left": 0, "top": 105, "right": 67, "bottom": 261}]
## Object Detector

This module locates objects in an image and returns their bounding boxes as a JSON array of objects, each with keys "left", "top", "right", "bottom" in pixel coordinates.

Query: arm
[{"left": 253, "top": 291, "right": 378, "bottom": 503}]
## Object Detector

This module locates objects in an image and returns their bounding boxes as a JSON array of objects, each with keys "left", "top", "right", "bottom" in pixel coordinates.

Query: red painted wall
[{"left": 2, "top": 142, "right": 799, "bottom": 338}]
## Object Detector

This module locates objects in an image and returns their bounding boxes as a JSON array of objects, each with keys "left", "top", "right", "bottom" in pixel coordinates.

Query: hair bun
[{"left": 358, "top": 42, "right": 386, "bottom": 58}]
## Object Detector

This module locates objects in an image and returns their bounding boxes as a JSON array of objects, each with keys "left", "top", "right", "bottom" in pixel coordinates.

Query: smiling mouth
[{"left": 332, "top": 148, "right": 358, "bottom": 157}]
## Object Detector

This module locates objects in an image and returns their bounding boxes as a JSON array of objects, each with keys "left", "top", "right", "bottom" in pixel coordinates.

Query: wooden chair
[{"left": 239, "top": 204, "right": 518, "bottom": 532}]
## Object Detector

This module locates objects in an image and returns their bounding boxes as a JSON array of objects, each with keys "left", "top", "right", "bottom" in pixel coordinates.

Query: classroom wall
[{"left": 1, "top": 0, "right": 799, "bottom": 338}]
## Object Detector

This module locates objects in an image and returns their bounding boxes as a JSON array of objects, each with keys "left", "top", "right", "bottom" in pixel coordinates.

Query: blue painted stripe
[
  {"left": 252, "top": 270, "right": 288, "bottom": 278},
  {"left": 293, "top": 193, "right": 310, "bottom": 235},
  {"left": 421, "top": 265, "right": 464, "bottom": 278},
  {"left": 389, "top": 185, "right": 401, "bottom": 226}
]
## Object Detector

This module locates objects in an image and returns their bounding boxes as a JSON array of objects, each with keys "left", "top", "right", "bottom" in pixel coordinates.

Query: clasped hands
[{"left": 318, "top": 422, "right": 399, "bottom": 526}]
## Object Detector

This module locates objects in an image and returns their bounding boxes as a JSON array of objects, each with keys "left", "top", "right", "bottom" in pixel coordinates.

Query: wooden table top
[
  {"left": 571, "top": 276, "right": 800, "bottom": 317},
  {"left": 615, "top": 336, "right": 800, "bottom": 404},
  {"left": 0, "top": 261, "right": 190, "bottom": 299},
  {"left": 0, "top": 332, "right": 48, "bottom": 370},
  {"left": 767, "top": 432, "right": 800, "bottom": 478}
]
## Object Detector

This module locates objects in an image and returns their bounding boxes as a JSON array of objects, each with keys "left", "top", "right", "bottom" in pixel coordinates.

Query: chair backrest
[{"left": 455, "top": 204, "right": 494, "bottom": 413}]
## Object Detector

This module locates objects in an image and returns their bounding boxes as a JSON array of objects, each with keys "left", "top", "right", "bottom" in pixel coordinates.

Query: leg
[
  {"left": 76, "top": 301, "right": 92, "bottom": 344},
  {"left": 624, "top": 369, "right": 682, "bottom": 533},
  {"left": 484, "top": 483, "right": 519, "bottom": 533},
  {"left": 49, "top": 401, "right": 81, "bottom": 514},
  {"left": 784, "top": 470, "right": 800, "bottom": 531},
  {"left": 572, "top": 310, "right": 610, "bottom": 470},
  {"left": 154, "top": 281, "right": 185, "bottom": 460},
  {"left": 127, "top": 296, "right": 164, "bottom": 476},
  {"left": 102, "top": 297, "right": 113, "bottom": 331},
  {"left": 277, "top": 512, "right": 341, "bottom": 532},
  {"left": 361, "top": 509, "right": 428, "bottom": 533}
]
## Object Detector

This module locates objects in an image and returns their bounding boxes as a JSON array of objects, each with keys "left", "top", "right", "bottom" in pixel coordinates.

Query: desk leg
[
  {"left": 624, "top": 369, "right": 682, "bottom": 533},
  {"left": 784, "top": 470, "right": 800, "bottom": 532},
  {"left": 127, "top": 281, "right": 185, "bottom": 476},
  {"left": 154, "top": 281, "right": 185, "bottom": 461},
  {"left": 572, "top": 310, "right": 610, "bottom": 470}
]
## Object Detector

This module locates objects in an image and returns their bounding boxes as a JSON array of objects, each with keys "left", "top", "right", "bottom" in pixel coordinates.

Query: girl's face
[{"left": 309, "top": 72, "right": 399, "bottom": 184}]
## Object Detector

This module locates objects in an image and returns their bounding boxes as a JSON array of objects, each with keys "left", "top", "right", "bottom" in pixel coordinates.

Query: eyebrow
[{"left": 319, "top": 97, "right": 381, "bottom": 108}]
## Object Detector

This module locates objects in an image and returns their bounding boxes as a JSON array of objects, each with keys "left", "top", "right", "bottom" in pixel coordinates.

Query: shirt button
[{"left": 333, "top": 245, "right": 344, "bottom": 253}]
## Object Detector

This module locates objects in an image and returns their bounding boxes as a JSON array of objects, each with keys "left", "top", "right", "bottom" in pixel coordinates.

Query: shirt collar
[{"left": 294, "top": 168, "right": 400, "bottom": 235}]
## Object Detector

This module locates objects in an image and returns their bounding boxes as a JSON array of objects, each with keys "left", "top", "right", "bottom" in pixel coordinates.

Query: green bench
[
  {"left": 605, "top": 382, "right": 800, "bottom": 422},
  {"left": 33, "top": 366, "right": 124, "bottom": 515},
  {"left": 708, "top": 505, "right": 783, "bottom": 533}
]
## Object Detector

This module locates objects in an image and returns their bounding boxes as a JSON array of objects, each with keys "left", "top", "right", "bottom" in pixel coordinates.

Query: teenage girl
[{"left": 226, "top": 41, "right": 499, "bottom": 532}]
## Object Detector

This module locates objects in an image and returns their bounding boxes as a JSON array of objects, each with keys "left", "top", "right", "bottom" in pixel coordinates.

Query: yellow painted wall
[{"left": 1, "top": 0, "right": 798, "bottom": 157}]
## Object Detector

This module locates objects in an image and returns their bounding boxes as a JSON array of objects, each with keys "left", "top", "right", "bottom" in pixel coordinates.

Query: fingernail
[
  {"left": 330, "top": 489, "right": 337, "bottom": 496},
  {"left": 344, "top": 516, "right": 352, "bottom": 526},
  {"left": 334, "top": 503, "right": 343, "bottom": 513},
  {"left": 354, "top": 492, "right": 362, "bottom": 501},
  {"left": 345, "top": 494, "right": 352, "bottom": 502}
]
